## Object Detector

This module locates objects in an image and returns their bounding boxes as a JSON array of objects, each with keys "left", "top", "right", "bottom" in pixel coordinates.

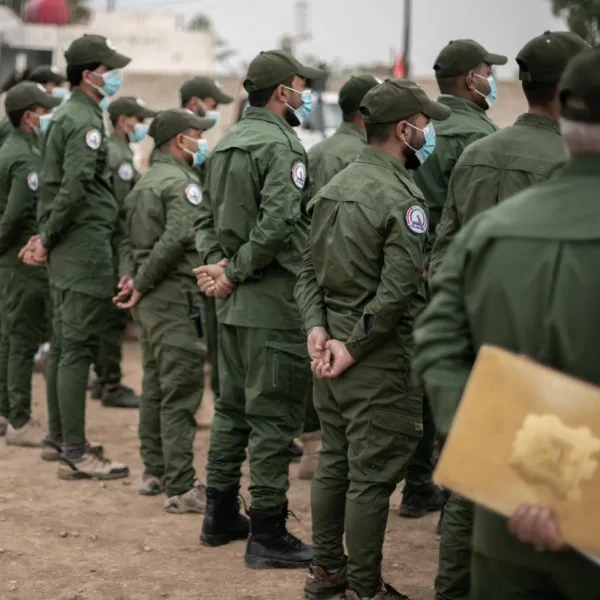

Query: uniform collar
[
  {"left": 437, "top": 94, "right": 488, "bottom": 117},
  {"left": 70, "top": 88, "right": 103, "bottom": 114},
  {"left": 243, "top": 107, "right": 297, "bottom": 135},
  {"left": 335, "top": 121, "right": 367, "bottom": 142},
  {"left": 557, "top": 155, "right": 600, "bottom": 178},
  {"left": 514, "top": 113, "right": 560, "bottom": 134},
  {"left": 356, "top": 146, "right": 411, "bottom": 178},
  {"left": 150, "top": 148, "right": 194, "bottom": 173}
]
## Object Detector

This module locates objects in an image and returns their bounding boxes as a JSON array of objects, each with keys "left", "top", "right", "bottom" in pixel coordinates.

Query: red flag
[
  {"left": 392, "top": 56, "right": 406, "bottom": 78},
  {"left": 24, "top": 0, "right": 70, "bottom": 25}
]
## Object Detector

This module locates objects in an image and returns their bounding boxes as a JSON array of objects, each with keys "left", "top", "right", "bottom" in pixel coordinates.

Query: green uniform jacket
[
  {"left": 105, "top": 133, "right": 138, "bottom": 206},
  {"left": 123, "top": 151, "right": 202, "bottom": 305},
  {"left": 0, "top": 129, "right": 45, "bottom": 279},
  {"left": 307, "top": 122, "right": 366, "bottom": 192},
  {"left": 413, "top": 156, "right": 600, "bottom": 569},
  {"left": 430, "top": 114, "right": 565, "bottom": 279},
  {"left": 414, "top": 95, "right": 498, "bottom": 254},
  {"left": 37, "top": 89, "right": 119, "bottom": 299},
  {"left": 295, "top": 146, "right": 428, "bottom": 368},
  {"left": 194, "top": 107, "right": 312, "bottom": 330},
  {"left": 0, "top": 117, "right": 11, "bottom": 149}
]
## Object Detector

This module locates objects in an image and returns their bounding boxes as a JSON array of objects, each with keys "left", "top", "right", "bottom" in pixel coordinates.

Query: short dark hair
[
  {"left": 522, "top": 81, "right": 557, "bottom": 107},
  {"left": 366, "top": 121, "right": 396, "bottom": 144},
  {"left": 66, "top": 61, "right": 102, "bottom": 87},
  {"left": 248, "top": 77, "right": 293, "bottom": 108},
  {"left": 343, "top": 109, "right": 360, "bottom": 123},
  {"left": 7, "top": 106, "right": 33, "bottom": 128},
  {"left": 436, "top": 74, "right": 461, "bottom": 95},
  {"left": 110, "top": 113, "right": 120, "bottom": 127}
]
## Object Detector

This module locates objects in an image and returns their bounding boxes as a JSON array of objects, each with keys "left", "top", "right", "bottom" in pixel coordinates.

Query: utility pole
[
  {"left": 107, "top": 0, "right": 116, "bottom": 11},
  {"left": 403, "top": 0, "right": 412, "bottom": 77}
]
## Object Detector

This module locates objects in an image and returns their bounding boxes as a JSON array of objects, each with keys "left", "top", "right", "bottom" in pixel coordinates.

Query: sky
[{"left": 87, "top": 0, "right": 567, "bottom": 77}]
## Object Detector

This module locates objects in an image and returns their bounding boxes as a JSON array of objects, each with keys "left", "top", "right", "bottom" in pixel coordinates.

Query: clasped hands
[
  {"left": 113, "top": 275, "right": 141, "bottom": 310},
  {"left": 308, "top": 326, "right": 356, "bottom": 379},
  {"left": 193, "top": 259, "right": 236, "bottom": 300},
  {"left": 18, "top": 235, "right": 48, "bottom": 267}
]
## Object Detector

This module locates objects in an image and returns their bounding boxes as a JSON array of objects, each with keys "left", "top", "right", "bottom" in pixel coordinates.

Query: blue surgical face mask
[
  {"left": 38, "top": 113, "right": 53, "bottom": 136},
  {"left": 405, "top": 122, "right": 436, "bottom": 164},
  {"left": 52, "top": 86, "right": 68, "bottom": 100},
  {"left": 473, "top": 73, "right": 497, "bottom": 108},
  {"left": 128, "top": 122, "right": 149, "bottom": 144},
  {"left": 199, "top": 101, "right": 220, "bottom": 126},
  {"left": 183, "top": 136, "right": 209, "bottom": 166},
  {"left": 93, "top": 69, "right": 123, "bottom": 98},
  {"left": 99, "top": 96, "right": 110, "bottom": 111},
  {"left": 283, "top": 86, "right": 313, "bottom": 123}
]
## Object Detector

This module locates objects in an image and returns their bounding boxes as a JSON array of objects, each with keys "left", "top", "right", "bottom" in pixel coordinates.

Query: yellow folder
[{"left": 434, "top": 345, "right": 600, "bottom": 557}]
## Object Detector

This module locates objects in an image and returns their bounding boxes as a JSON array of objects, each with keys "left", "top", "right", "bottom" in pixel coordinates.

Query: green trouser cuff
[{"left": 345, "top": 495, "right": 391, "bottom": 598}]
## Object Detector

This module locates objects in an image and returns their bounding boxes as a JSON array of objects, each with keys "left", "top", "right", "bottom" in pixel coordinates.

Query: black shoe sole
[
  {"left": 101, "top": 401, "right": 140, "bottom": 409},
  {"left": 200, "top": 530, "right": 249, "bottom": 547},
  {"left": 245, "top": 554, "right": 312, "bottom": 570},
  {"left": 398, "top": 507, "right": 428, "bottom": 519},
  {"left": 304, "top": 585, "right": 347, "bottom": 600}
]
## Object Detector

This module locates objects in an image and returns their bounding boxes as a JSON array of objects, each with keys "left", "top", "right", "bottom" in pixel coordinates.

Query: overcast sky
[{"left": 88, "top": 0, "right": 566, "bottom": 77}]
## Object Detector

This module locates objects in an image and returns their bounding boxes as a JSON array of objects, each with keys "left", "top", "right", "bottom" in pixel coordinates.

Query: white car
[{"left": 236, "top": 91, "right": 342, "bottom": 151}]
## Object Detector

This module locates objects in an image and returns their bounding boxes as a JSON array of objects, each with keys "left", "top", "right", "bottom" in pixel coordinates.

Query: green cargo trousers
[
  {"left": 46, "top": 286, "right": 110, "bottom": 445},
  {"left": 206, "top": 324, "right": 310, "bottom": 511},
  {"left": 404, "top": 394, "right": 436, "bottom": 493},
  {"left": 303, "top": 383, "right": 320, "bottom": 434},
  {"left": 436, "top": 493, "right": 474, "bottom": 600},
  {"left": 93, "top": 300, "right": 127, "bottom": 386},
  {"left": 472, "top": 551, "right": 600, "bottom": 600},
  {"left": 203, "top": 295, "right": 219, "bottom": 395},
  {"left": 0, "top": 268, "right": 48, "bottom": 427},
  {"left": 311, "top": 367, "right": 422, "bottom": 598},
  {"left": 134, "top": 296, "right": 205, "bottom": 498}
]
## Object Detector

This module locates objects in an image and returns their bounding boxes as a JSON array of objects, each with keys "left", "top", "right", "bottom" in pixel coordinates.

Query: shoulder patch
[
  {"left": 405, "top": 204, "right": 428, "bottom": 235},
  {"left": 291, "top": 160, "right": 307, "bottom": 190},
  {"left": 27, "top": 172, "right": 39, "bottom": 192},
  {"left": 85, "top": 129, "right": 102, "bottom": 150},
  {"left": 118, "top": 162, "right": 134, "bottom": 181},
  {"left": 185, "top": 183, "right": 202, "bottom": 205}
]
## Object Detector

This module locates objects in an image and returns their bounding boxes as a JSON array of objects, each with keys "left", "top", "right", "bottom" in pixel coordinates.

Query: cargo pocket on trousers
[
  {"left": 258, "top": 340, "right": 311, "bottom": 417},
  {"left": 357, "top": 410, "right": 422, "bottom": 482}
]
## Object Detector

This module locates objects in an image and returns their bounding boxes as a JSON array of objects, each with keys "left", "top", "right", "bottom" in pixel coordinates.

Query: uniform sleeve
[
  {"left": 117, "top": 192, "right": 135, "bottom": 278},
  {"left": 133, "top": 185, "right": 189, "bottom": 294},
  {"left": 310, "top": 155, "right": 346, "bottom": 193},
  {"left": 224, "top": 145, "right": 303, "bottom": 283},
  {"left": 294, "top": 221, "right": 327, "bottom": 331},
  {"left": 39, "top": 122, "right": 101, "bottom": 250},
  {"left": 413, "top": 224, "right": 477, "bottom": 437},
  {"left": 194, "top": 182, "right": 226, "bottom": 266},
  {"left": 0, "top": 159, "right": 37, "bottom": 255},
  {"left": 108, "top": 154, "right": 135, "bottom": 207},
  {"left": 345, "top": 203, "right": 425, "bottom": 362}
]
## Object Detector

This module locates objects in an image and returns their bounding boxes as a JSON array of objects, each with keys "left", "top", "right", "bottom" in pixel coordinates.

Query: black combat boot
[
  {"left": 245, "top": 503, "right": 313, "bottom": 569},
  {"left": 200, "top": 487, "right": 249, "bottom": 547}
]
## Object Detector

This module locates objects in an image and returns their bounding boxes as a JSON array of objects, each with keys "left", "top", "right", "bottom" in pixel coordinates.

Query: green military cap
[
  {"left": 434, "top": 39, "right": 507, "bottom": 78},
  {"left": 28, "top": 65, "right": 65, "bottom": 85},
  {"left": 180, "top": 76, "right": 233, "bottom": 106},
  {"left": 148, "top": 108, "right": 215, "bottom": 146},
  {"left": 559, "top": 45, "right": 600, "bottom": 123},
  {"left": 243, "top": 49, "right": 324, "bottom": 93},
  {"left": 4, "top": 81, "right": 61, "bottom": 113},
  {"left": 517, "top": 31, "right": 590, "bottom": 84},
  {"left": 338, "top": 75, "right": 381, "bottom": 114},
  {"left": 64, "top": 34, "right": 131, "bottom": 70},
  {"left": 360, "top": 78, "right": 451, "bottom": 124},
  {"left": 107, "top": 96, "right": 157, "bottom": 120}
]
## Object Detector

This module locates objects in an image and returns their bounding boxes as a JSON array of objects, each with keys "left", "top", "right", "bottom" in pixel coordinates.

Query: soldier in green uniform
[
  {"left": 413, "top": 45, "right": 600, "bottom": 600},
  {"left": 296, "top": 79, "right": 450, "bottom": 600},
  {"left": 180, "top": 76, "right": 233, "bottom": 397},
  {"left": 114, "top": 108, "right": 213, "bottom": 512},
  {"left": 427, "top": 32, "right": 589, "bottom": 600},
  {"left": 400, "top": 39, "right": 507, "bottom": 524},
  {"left": 88, "top": 96, "right": 157, "bottom": 409},
  {"left": 0, "top": 66, "right": 65, "bottom": 148},
  {"left": 194, "top": 49, "right": 322, "bottom": 569},
  {"left": 30, "top": 34, "right": 132, "bottom": 479},
  {"left": 295, "top": 74, "right": 380, "bottom": 481},
  {"left": 0, "top": 82, "right": 59, "bottom": 442}
]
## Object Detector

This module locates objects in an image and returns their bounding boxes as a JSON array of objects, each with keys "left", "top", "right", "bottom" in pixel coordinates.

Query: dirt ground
[{"left": 0, "top": 339, "right": 439, "bottom": 600}]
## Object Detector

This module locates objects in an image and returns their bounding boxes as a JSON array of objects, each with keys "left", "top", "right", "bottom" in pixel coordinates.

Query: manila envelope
[{"left": 434, "top": 345, "right": 600, "bottom": 557}]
